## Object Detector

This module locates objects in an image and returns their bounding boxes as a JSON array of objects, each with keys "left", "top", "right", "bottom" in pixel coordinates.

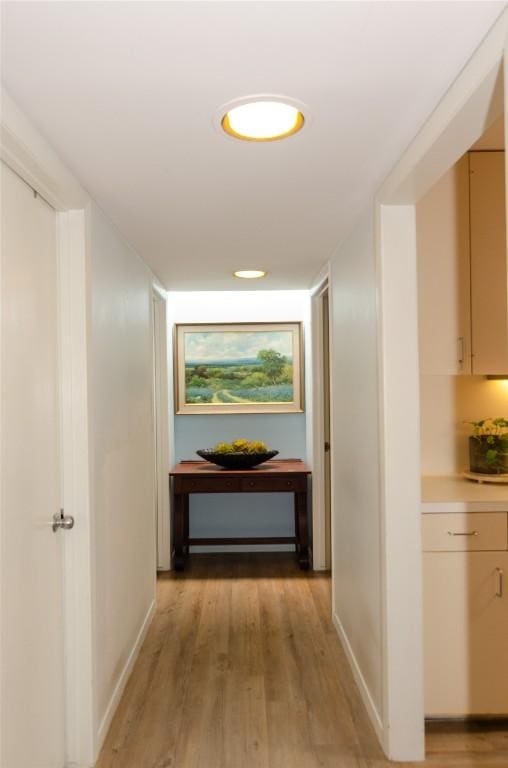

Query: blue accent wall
[{"left": 174, "top": 413, "right": 306, "bottom": 548}]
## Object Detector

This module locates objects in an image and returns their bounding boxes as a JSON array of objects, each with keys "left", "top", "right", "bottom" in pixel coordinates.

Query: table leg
[
  {"left": 174, "top": 492, "right": 186, "bottom": 571},
  {"left": 295, "top": 491, "right": 310, "bottom": 570},
  {"left": 184, "top": 494, "right": 190, "bottom": 554}
]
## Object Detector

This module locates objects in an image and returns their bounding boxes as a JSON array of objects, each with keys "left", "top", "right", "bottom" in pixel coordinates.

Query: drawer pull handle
[
  {"left": 249, "top": 481, "right": 255, "bottom": 487},
  {"left": 457, "top": 336, "right": 465, "bottom": 365},
  {"left": 496, "top": 567, "right": 504, "bottom": 598},
  {"left": 447, "top": 530, "right": 479, "bottom": 537},
  {"left": 286, "top": 481, "right": 293, "bottom": 487}
]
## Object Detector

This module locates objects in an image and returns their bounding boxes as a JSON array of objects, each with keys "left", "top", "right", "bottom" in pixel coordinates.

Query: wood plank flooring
[{"left": 96, "top": 554, "right": 508, "bottom": 768}]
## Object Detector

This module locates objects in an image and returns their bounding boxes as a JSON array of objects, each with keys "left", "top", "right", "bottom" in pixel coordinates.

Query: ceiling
[{"left": 1, "top": 1, "right": 505, "bottom": 290}]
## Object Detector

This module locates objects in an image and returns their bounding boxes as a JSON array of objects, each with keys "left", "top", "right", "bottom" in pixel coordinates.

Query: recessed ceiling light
[
  {"left": 233, "top": 270, "right": 267, "bottom": 279},
  {"left": 222, "top": 101, "right": 304, "bottom": 142}
]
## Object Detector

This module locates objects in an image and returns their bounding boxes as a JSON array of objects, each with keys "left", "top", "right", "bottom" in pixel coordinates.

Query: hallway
[{"left": 96, "top": 555, "right": 508, "bottom": 768}]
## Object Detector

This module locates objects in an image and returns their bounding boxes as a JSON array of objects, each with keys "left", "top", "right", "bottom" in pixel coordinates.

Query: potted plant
[{"left": 466, "top": 418, "right": 508, "bottom": 475}]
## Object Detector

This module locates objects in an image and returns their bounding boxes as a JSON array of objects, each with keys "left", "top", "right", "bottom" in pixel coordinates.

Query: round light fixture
[
  {"left": 233, "top": 270, "right": 267, "bottom": 279},
  {"left": 222, "top": 100, "right": 304, "bottom": 142}
]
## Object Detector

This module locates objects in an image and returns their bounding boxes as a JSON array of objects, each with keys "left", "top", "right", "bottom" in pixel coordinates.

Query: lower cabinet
[{"left": 423, "top": 513, "right": 508, "bottom": 717}]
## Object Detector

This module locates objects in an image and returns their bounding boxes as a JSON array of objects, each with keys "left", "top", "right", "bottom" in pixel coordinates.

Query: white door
[{"left": 1, "top": 163, "right": 66, "bottom": 767}]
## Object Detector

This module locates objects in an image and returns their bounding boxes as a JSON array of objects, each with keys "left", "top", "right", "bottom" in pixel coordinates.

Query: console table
[{"left": 170, "top": 459, "right": 311, "bottom": 571}]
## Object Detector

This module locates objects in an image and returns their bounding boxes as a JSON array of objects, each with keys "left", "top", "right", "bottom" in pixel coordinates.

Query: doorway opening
[
  {"left": 152, "top": 287, "right": 171, "bottom": 572},
  {"left": 376, "top": 26, "right": 507, "bottom": 758},
  {"left": 322, "top": 287, "right": 332, "bottom": 569},
  {"left": 311, "top": 277, "right": 333, "bottom": 572},
  {"left": 416, "top": 113, "right": 508, "bottom": 724}
]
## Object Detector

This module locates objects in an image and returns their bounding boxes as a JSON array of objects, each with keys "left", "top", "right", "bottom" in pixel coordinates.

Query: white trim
[
  {"left": 380, "top": 15, "right": 507, "bottom": 205},
  {"left": 152, "top": 290, "right": 171, "bottom": 571},
  {"left": 332, "top": 611, "right": 383, "bottom": 743},
  {"left": 1, "top": 88, "right": 88, "bottom": 211},
  {"left": 58, "top": 210, "right": 96, "bottom": 767},
  {"left": 310, "top": 269, "right": 331, "bottom": 570},
  {"left": 310, "top": 291, "right": 326, "bottom": 569},
  {"left": 327, "top": 270, "right": 337, "bottom": 608},
  {"left": 309, "top": 263, "right": 331, "bottom": 296},
  {"left": 376, "top": 205, "right": 424, "bottom": 761},
  {"left": 152, "top": 282, "right": 167, "bottom": 301},
  {"left": 96, "top": 600, "right": 156, "bottom": 752}
]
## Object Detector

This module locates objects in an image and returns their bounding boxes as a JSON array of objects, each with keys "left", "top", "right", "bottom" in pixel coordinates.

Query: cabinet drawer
[
  {"left": 240, "top": 476, "right": 307, "bottom": 492},
  {"left": 178, "top": 477, "right": 241, "bottom": 493},
  {"left": 422, "top": 512, "right": 507, "bottom": 552}
]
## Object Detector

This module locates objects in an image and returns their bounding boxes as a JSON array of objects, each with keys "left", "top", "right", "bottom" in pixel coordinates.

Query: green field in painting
[{"left": 185, "top": 350, "right": 293, "bottom": 404}]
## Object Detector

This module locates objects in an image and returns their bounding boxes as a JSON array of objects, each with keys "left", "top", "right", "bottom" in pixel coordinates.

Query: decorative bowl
[{"left": 196, "top": 449, "right": 279, "bottom": 469}]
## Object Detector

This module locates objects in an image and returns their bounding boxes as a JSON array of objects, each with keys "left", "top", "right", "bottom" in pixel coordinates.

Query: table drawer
[
  {"left": 422, "top": 512, "right": 508, "bottom": 552},
  {"left": 178, "top": 477, "right": 241, "bottom": 493},
  {"left": 240, "top": 476, "right": 307, "bottom": 492}
]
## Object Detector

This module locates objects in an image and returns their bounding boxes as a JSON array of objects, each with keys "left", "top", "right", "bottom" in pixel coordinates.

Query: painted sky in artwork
[{"left": 184, "top": 330, "right": 293, "bottom": 362}]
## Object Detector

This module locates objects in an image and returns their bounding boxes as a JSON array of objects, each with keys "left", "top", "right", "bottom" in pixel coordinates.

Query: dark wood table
[{"left": 170, "top": 459, "right": 311, "bottom": 571}]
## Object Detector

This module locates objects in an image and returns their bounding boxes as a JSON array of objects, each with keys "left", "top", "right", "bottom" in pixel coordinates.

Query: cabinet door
[
  {"left": 424, "top": 551, "right": 508, "bottom": 716},
  {"left": 470, "top": 151, "right": 508, "bottom": 375},
  {"left": 416, "top": 156, "right": 471, "bottom": 374}
]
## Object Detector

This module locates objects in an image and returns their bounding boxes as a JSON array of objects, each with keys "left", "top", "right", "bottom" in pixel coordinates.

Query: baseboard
[
  {"left": 95, "top": 599, "right": 156, "bottom": 757},
  {"left": 332, "top": 610, "right": 384, "bottom": 744}
]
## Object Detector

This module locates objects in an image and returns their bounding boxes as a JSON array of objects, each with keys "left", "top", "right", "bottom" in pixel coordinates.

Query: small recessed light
[
  {"left": 222, "top": 101, "right": 304, "bottom": 142},
  {"left": 233, "top": 270, "right": 267, "bottom": 279}
]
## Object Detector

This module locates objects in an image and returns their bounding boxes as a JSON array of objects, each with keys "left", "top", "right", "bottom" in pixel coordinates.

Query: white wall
[
  {"left": 168, "top": 290, "right": 310, "bottom": 551},
  {"left": 420, "top": 375, "right": 508, "bottom": 474},
  {"left": 1, "top": 91, "right": 161, "bottom": 766},
  {"left": 329, "top": 203, "right": 425, "bottom": 759},
  {"left": 87, "top": 202, "right": 156, "bottom": 747},
  {"left": 366, "top": 15, "right": 507, "bottom": 761},
  {"left": 329, "top": 208, "right": 383, "bottom": 722}
]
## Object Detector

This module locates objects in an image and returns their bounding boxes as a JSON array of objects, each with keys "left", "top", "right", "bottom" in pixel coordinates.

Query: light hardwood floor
[{"left": 96, "top": 554, "right": 508, "bottom": 768}]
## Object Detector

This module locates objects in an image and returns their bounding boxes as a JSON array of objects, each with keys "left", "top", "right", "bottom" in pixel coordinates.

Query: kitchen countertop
[{"left": 421, "top": 475, "right": 508, "bottom": 513}]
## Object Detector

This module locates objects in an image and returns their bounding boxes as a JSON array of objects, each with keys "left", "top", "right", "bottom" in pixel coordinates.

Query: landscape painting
[{"left": 174, "top": 322, "right": 303, "bottom": 414}]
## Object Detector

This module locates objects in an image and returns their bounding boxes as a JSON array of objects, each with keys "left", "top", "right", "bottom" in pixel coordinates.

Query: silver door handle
[
  {"left": 447, "top": 530, "right": 479, "bottom": 536},
  {"left": 52, "top": 511, "right": 75, "bottom": 532},
  {"left": 495, "top": 568, "right": 504, "bottom": 598}
]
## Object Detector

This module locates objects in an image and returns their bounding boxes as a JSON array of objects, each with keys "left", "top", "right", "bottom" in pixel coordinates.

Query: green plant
[{"left": 466, "top": 418, "right": 508, "bottom": 473}]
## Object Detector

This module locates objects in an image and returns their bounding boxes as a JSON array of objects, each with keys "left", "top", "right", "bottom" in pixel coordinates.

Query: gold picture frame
[{"left": 174, "top": 322, "right": 304, "bottom": 415}]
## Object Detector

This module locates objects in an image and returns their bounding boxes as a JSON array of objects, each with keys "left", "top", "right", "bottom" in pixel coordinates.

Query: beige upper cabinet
[
  {"left": 417, "top": 156, "right": 471, "bottom": 375},
  {"left": 469, "top": 151, "right": 508, "bottom": 375},
  {"left": 417, "top": 150, "right": 508, "bottom": 376}
]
